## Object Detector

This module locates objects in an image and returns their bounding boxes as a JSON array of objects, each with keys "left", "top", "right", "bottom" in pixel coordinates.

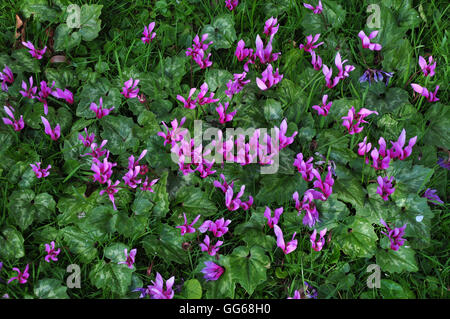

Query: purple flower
[
  {"left": 380, "top": 218, "right": 407, "bottom": 251},
  {"left": 91, "top": 156, "right": 116, "bottom": 184},
  {"left": 323, "top": 52, "right": 355, "bottom": 88},
  {"left": 310, "top": 51, "right": 322, "bottom": 71},
  {"left": 358, "top": 136, "right": 372, "bottom": 164},
  {"left": 235, "top": 40, "right": 253, "bottom": 62},
  {"left": 213, "top": 174, "right": 234, "bottom": 193},
  {"left": 0, "top": 65, "right": 14, "bottom": 92},
  {"left": 176, "top": 213, "right": 201, "bottom": 236},
  {"left": 37, "top": 81, "right": 56, "bottom": 115},
  {"left": 128, "top": 149, "right": 147, "bottom": 170},
  {"left": 142, "top": 22, "right": 156, "bottom": 43},
  {"left": 199, "top": 235, "right": 223, "bottom": 256},
  {"left": 358, "top": 30, "right": 382, "bottom": 51},
  {"left": 81, "top": 140, "right": 108, "bottom": 159},
  {"left": 225, "top": 0, "right": 239, "bottom": 11},
  {"left": 312, "top": 94, "right": 331, "bottom": 116},
  {"left": 7, "top": 264, "right": 30, "bottom": 284},
  {"left": 90, "top": 97, "right": 114, "bottom": 119},
  {"left": 140, "top": 177, "right": 159, "bottom": 192},
  {"left": 310, "top": 228, "right": 327, "bottom": 252},
  {"left": 303, "top": 0, "right": 323, "bottom": 14},
  {"left": 312, "top": 166, "right": 334, "bottom": 199},
  {"left": 44, "top": 241, "right": 60, "bottom": 263},
  {"left": 121, "top": 78, "right": 140, "bottom": 99},
  {"left": 196, "top": 83, "right": 219, "bottom": 106},
  {"left": 148, "top": 272, "right": 175, "bottom": 299},
  {"left": 186, "top": 34, "right": 213, "bottom": 69},
  {"left": 293, "top": 153, "right": 315, "bottom": 182},
  {"left": 437, "top": 157, "right": 450, "bottom": 170},
  {"left": 299, "top": 34, "right": 324, "bottom": 53},
  {"left": 274, "top": 224, "right": 297, "bottom": 254},
  {"left": 30, "top": 162, "right": 51, "bottom": 178},
  {"left": 376, "top": 176, "right": 395, "bottom": 201},
  {"left": 225, "top": 72, "right": 251, "bottom": 98},
  {"left": 418, "top": 55, "right": 436, "bottom": 77},
  {"left": 341, "top": 106, "right": 378, "bottom": 135},
  {"left": 199, "top": 218, "right": 231, "bottom": 237},
  {"left": 177, "top": 88, "right": 197, "bottom": 109},
  {"left": 20, "top": 76, "right": 37, "bottom": 99},
  {"left": 157, "top": 117, "right": 188, "bottom": 147},
  {"left": 255, "top": 35, "right": 280, "bottom": 64},
  {"left": 388, "top": 129, "right": 417, "bottom": 161},
  {"left": 293, "top": 190, "right": 324, "bottom": 228},
  {"left": 79, "top": 128, "right": 95, "bottom": 147},
  {"left": 264, "top": 17, "right": 279, "bottom": 38},
  {"left": 359, "top": 69, "right": 393, "bottom": 86},
  {"left": 51, "top": 88, "right": 74, "bottom": 104},
  {"left": 225, "top": 185, "right": 253, "bottom": 211},
  {"left": 371, "top": 137, "right": 391, "bottom": 170},
  {"left": 423, "top": 188, "right": 444, "bottom": 205},
  {"left": 289, "top": 282, "right": 318, "bottom": 299},
  {"left": 275, "top": 119, "right": 297, "bottom": 150},
  {"left": 2, "top": 105, "right": 25, "bottom": 131},
  {"left": 99, "top": 179, "right": 120, "bottom": 210},
  {"left": 22, "top": 41, "right": 46, "bottom": 59},
  {"left": 123, "top": 166, "right": 142, "bottom": 188},
  {"left": 216, "top": 102, "right": 237, "bottom": 124},
  {"left": 264, "top": 206, "right": 283, "bottom": 228},
  {"left": 201, "top": 261, "right": 224, "bottom": 281},
  {"left": 41, "top": 116, "right": 61, "bottom": 141},
  {"left": 118, "top": 248, "right": 137, "bottom": 269},
  {"left": 411, "top": 83, "right": 439, "bottom": 102}
]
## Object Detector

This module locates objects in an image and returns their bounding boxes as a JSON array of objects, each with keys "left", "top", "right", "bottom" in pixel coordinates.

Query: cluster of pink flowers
[
  {"left": 186, "top": 34, "right": 213, "bottom": 69},
  {"left": 135, "top": 272, "right": 175, "bottom": 299},
  {"left": 341, "top": 106, "right": 378, "bottom": 135},
  {"left": 177, "top": 82, "right": 219, "bottom": 109},
  {"left": 22, "top": 41, "right": 47, "bottom": 59},
  {"left": 141, "top": 22, "right": 156, "bottom": 44},
  {"left": 90, "top": 97, "right": 114, "bottom": 119},
  {"left": 323, "top": 52, "right": 355, "bottom": 88},
  {"left": 0, "top": 65, "right": 14, "bottom": 92},
  {"left": 2, "top": 105, "right": 24, "bottom": 131},
  {"left": 380, "top": 219, "right": 407, "bottom": 251},
  {"left": 30, "top": 162, "right": 51, "bottom": 178},
  {"left": 303, "top": 1, "right": 323, "bottom": 14},
  {"left": 411, "top": 54, "right": 439, "bottom": 102},
  {"left": 225, "top": 0, "right": 239, "bottom": 11}
]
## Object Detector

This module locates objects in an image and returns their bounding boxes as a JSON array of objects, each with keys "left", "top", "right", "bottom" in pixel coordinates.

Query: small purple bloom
[
  {"left": 312, "top": 94, "right": 331, "bottom": 116},
  {"left": 418, "top": 55, "right": 436, "bottom": 77},
  {"left": 20, "top": 76, "right": 37, "bottom": 99},
  {"left": 303, "top": 0, "right": 323, "bottom": 14},
  {"left": 423, "top": 188, "right": 443, "bottom": 205},
  {"left": 51, "top": 88, "right": 74, "bottom": 104},
  {"left": 79, "top": 128, "right": 95, "bottom": 147},
  {"left": 30, "top": 162, "right": 51, "bottom": 178},
  {"left": 142, "top": 22, "right": 156, "bottom": 43},
  {"left": 411, "top": 83, "right": 439, "bottom": 102},
  {"left": 118, "top": 248, "right": 137, "bottom": 269},
  {"left": 376, "top": 176, "right": 395, "bottom": 201},
  {"left": 148, "top": 272, "right": 175, "bottom": 299},
  {"left": 264, "top": 206, "right": 283, "bottom": 228},
  {"left": 216, "top": 102, "right": 237, "bottom": 124},
  {"left": 358, "top": 30, "right": 382, "bottom": 51},
  {"left": 140, "top": 177, "right": 159, "bottom": 192},
  {"left": 199, "top": 235, "right": 223, "bottom": 256},
  {"left": 380, "top": 218, "right": 407, "bottom": 251},
  {"left": 0, "top": 65, "right": 14, "bottom": 92},
  {"left": 7, "top": 264, "right": 30, "bottom": 284},
  {"left": 176, "top": 213, "right": 201, "bottom": 236},
  {"left": 274, "top": 224, "right": 297, "bottom": 254},
  {"left": 201, "top": 261, "right": 224, "bottom": 281},
  {"left": 99, "top": 179, "right": 120, "bottom": 210},
  {"left": 264, "top": 17, "right": 279, "bottom": 38},
  {"left": 41, "top": 116, "right": 61, "bottom": 141},
  {"left": 225, "top": 0, "right": 239, "bottom": 11},
  {"left": 2, "top": 105, "right": 25, "bottom": 131},
  {"left": 310, "top": 228, "right": 327, "bottom": 252},
  {"left": 299, "top": 34, "right": 324, "bottom": 53},
  {"left": 44, "top": 241, "right": 60, "bottom": 263},
  {"left": 90, "top": 97, "right": 114, "bottom": 119},
  {"left": 121, "top": 78, "right": 140, "bottom": 99},
  {"left": 22, "top": 41, "right": 46, "bottom": 59}
]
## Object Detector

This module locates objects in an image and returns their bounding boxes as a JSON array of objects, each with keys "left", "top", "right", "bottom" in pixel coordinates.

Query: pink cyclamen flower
[
  {"left": 44, "top": 241, "right": 60, "bottom": 263},
  {"left": 99, "top": 179, "right": 120, "bottom": 210},
  {"left": 235, "top": 40, "right": 253, "bottom": 62},
  {"left": 311, "top": 51, "right": 323, "bottom": 71},
  {"left": 157, "top": 117, "right": 187, "bottom": 148},
  {"left": 312, "top": 94, "right": 332, "bottom": 116},
  {"left": 0, "top": 65, "right": 14, "bottom": 92},
  {"left": 20, "top": 76, "right": 37, "bottom": 99},
  {"left": 2, "top": 105, "right": 24, "bottom": 131},
  {"left": 358, "top": 30, "right": 382, "bottom": 51},
  {"left": 51, "top": 88, "right": 74, "bottom": 104},
  {"left": 37, "top": 81, "right": 56, "bottom": 115},
  {"left": 140, "top": 177, "right": 159, "bottom": 192},
  {"left": 264, "top": 206, "right": 284, "bottom": 228},
  {"left": 199, "top": 218, "right": 231, "bottom": 237},
  {"left": 176, "top": 213, "right": 201, "bottom": 236},
  {"left": 264, "top": 17, "right": 279, "bottom": 38},
  {"left": 225, "top": 185, "right": 253, "bottom": 211},
  {"left": 128, "top": 149, "right": 147, "bottom": 170},
  {"left": 380, "top": 218, "right": 407, "bottom": 251},
  {"left": 123, "top": 166, "right": 142, "bottom": 188},
  {"left": 293, "top": 153, "right": 315, "bottom": 182},
  {"left": 256, "top": 64, "right": 283, "bottom": 90},
  {"left": 310, "top": 228, "right": 327, "bottom": 252},
  {"left": 30, "top": 162, "right": 51, "bottom": 178},
  {"left": 79, "top": 128, "right": 95, "bottom": 147},
  {"left": 213, "top": 174, "right": 234, "bottom": 193},
  {"left": 148, "top": 272, "right": 175, "bottom": 299},
  {"left": 200, "top": 235, "right": 223, "bottom": 256},
  {"left": 376, "top": 176, "right": 395, "bottom": 201},
  {"left": 388, "top": 129, "right": 417, "bottom": 160},
  {"left": 41, "top": 116, "right": 60, "bottom": 141},
  {"left": 194, "top": 49, "right": 213, "bottom": 69},
  {"left": 81, "top": 140, "right": 108, "bottom": 159},
  {"left": 121, "top": 78, "right": 140, "bottom": 98},
  {"left": 216, "top": 102, "right": 237, "bottom": 124},
  {"left": 90, "top": 97, "right": 114, "bottom": 119},
  {"left": 201, "top": 261, "right": 224, "bottom": 281},
  {"left": 418, "top": 56, "right": 436, "bottom": 77},
  {"left": 7, "top": 264, "right": 30, "bottom": 284},
  {"left": 411, "top": 83, "right": 439, "bottom": 102},
  {"left": 341, "top": 106, "right": 378, "bottom": 135},
  {"left": 142, "top": 22, "right": 156, "bottom": 43},
  {"left": 299, "top": 34, "right": 324, "bottom": 53},
  {"left": 91, "top": 156, "right": 116, "bottom": 184},
  {"left": 275, "top": 119, "right": 297, "bottom": 149},
  {"left": 22, "top": 41, "right": 46, "bottom": 59},
  {"left": 177, "top": 88, "right": 197, "bottom": 109},
  {"left": 225, "top": 0, "right": 239, "bottom": 11},
  {"left": 293, "top": 189, "right": 324, "bottom": 228},
  {"left": 358, "top": 136, "right": 372, "bottom": 164},
  {"left": 274, "top": 224, "right": 297, "bottom": 254},
  {"left": 303, "top": 0, "right": 323, "bottom": 14},
  {"left": 322, "top": 52, "right": 355, "bottom": 88},
  {"left": 255, "top": 35, "right": 280, "bottom": 64},
  {"left": 370, "top": 137, "right": 391, "bottom": 170},
  {"left": 196, "top": 83, "right": 219, "bottom": 106},
  {"left": 225, "top": 72, "right": 251, "bottom": 98},
  {"left": 118, "top": 248, "right": 137, "bottom": 269},
  {"left": 423, "top": 188, "right": 444, "bottom": 205},
  {"left": 312, "top": 166, "right": 335, "bottom": 200}
]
